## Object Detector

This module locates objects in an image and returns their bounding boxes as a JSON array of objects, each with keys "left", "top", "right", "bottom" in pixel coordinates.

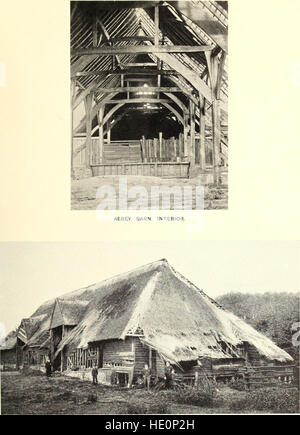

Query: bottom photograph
[{"left": 0, "top": 241, "right": 299, "bottom": 415}]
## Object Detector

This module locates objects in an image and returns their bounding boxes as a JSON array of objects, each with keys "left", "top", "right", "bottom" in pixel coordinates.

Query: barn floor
[
  {"left": 2, "top": 370, "right": 296, "bottom": 415},
  {"left": 71, "top": 175, "right": 228, "bottom": 210}
]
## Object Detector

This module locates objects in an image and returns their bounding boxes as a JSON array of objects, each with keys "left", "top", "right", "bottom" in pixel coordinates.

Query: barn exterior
[
  {"left": 1, "top": 259, "right": 294, "bottom": 385},
  {"left": 52, "top": 259, "right": 293, "bottom": 386}
]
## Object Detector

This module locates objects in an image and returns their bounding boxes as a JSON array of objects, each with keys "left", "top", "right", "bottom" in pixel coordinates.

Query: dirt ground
[
  {"left": 71, "top": 175, "right": 228, "bottom": 210},
  {"left": 1, "top": 370, "right": 243, "bottom": 415}
]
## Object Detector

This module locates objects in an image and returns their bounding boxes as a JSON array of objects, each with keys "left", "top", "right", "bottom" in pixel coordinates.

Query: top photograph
[{"left": 71, "top": 1, "right": 228, "bottom": 211}]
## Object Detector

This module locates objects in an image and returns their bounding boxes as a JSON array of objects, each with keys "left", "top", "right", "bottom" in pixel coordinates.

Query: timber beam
[
  {"left": 71, "top": 44, "right": 214, "bottom": 56},
  {"left": 105, "top": 98, "right": 170, "bottom": 105},
  {"left": 110, "top": 36, "right": 155, "bottom": 42},
  {"left": 93, "top": 86, "right": 183, "bottom": 94},
  {"left": 72, "top": 69, "right": 179, "bottom": 78}
]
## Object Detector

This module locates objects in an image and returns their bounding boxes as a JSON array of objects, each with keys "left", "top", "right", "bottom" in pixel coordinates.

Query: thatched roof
[
  {"left": 24, "top": 314, "right": 50, "bottom": 348},
  {"left": 0, "top": 332, "right": 17, "bottom": 351},
  {"left": 23, "top": 281, "right": 106, "bottom": 348},
  {"left": 50, "top": 298, "right": 90, "bottom": 329},
  {"left": 1, "top": 278, "right": 107, "bottom": 351},
  {"left": 54, "top": 259, "right": 292, "bottom": 363}
]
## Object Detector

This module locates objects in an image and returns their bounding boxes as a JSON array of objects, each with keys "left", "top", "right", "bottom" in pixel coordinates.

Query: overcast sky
[{"left": 0, "top": 241, "right": 299, "bottom": 333}]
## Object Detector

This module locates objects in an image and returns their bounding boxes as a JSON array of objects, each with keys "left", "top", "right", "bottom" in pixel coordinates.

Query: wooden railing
[
  {"left": 173, "top": 365, "right": 296, "bottom": 389},
  {"left": 140, "top": 134, "right": 186, "bottom": 163}
]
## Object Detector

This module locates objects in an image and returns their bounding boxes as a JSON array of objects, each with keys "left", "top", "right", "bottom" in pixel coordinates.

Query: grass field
[{"left": 1, "top": 371, "right": 298, "bottom": 415}]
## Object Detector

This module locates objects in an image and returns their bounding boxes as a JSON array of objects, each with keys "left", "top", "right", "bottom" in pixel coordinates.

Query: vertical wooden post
[
  {"left": 178, "top": 133, "right": 183, "bottom": 161},
  {"left": 165, "top": 139, "right": 169, "bottom": 161},
  {"left": 189, "top": 100, "right": 195, "bottom": 167},
  {"left": 157, "top": 60, "right": 161, "bottom": 99},
  {"left": 153, "top": 138, "right": 158, "bottom": 161},
  {"left": 84, "top": 93, "right": 93, "bottom": 167},
  {"left": 140, "top": 138, "right": 144, "bottom": 163},
  {"left": 107, "top": 120, "right": 111, "bottom": 145},
  {"left": 175, "top": 139, "right": 180, "bottom": 162},
  {"left": 142, "top": 136, "right": 147, "bottom": 162},
  {"left": 170, "top": 137, "right": 175, "bottom": 161},
  {"left": 155, "top": 5, "right": 161, "bottom": 101},
  {"left": 159, "top": 132, "right": 163, "bottom": 161},
  {"left": 211, "top": 98, "right": 221, "bottom": 183},
  {"left": 98, "top": 105, "right": 104, "bottom": 164},
  {"left": 183, "top": 113, "right": 189, "bottom": 158},
  {"left": 149, "top": 347, "right": 152, "bottom": 369},
  {"left": 199, "top": 94, "right": 206, "bottom": 170},
  {"left": 126, "top": 81, "right": 130, "bottom": 99},
  {"left": 148, "top": 139, "right": 152, "bottom": 162},
  {"left": 195, "top": 369, "right": 199, "bottom": 386},
  {"left": 205, "top": 50, "right": 225, "bottom": 185}
]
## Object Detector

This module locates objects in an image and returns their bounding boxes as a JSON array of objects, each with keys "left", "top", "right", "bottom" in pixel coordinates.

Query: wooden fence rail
[{"left": 140, "top": 134, "right": 186, "bottom": 163}]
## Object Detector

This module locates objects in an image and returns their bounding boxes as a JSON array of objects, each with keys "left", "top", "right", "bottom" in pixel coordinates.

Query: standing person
[
  {"left": 92, "top": 365, "right": 98, "bottom": 385},
  {"left": 143, "top": 364, "right": 151, "bottom": 391},
  {"left": 45, "top": 358, "right": 52, "bottom": 378},
  {"left": 164, "top": 361, "right": 173, "bottom": 389}
]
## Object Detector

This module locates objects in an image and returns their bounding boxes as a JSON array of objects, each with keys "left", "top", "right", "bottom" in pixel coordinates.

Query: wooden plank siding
[
  {"left": 91, "top": 162, "right": 190, "bottom": 178},
  {"left": 133, "top": 337, "right": 149, "bottom": 376},
  {"left": 0, "top": 348, "right": 17, "bottom": 370},
  {"left": 103, "top": 338, "right": 134, "bottom": 368},
  {"left": 64, "top": 337, "right": 166, "bottom": 383}
]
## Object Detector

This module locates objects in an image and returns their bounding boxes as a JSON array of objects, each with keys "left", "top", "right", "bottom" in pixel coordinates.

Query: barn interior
[{"left": 71, "top": 1, "right": 228, "bottom": 183}]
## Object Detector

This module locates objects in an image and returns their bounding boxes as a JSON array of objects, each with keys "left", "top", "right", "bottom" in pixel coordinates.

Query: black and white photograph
[
  {"left": 1, "top": 242, "right": 299, "bottom": 414},
  {"left": 1, "top": 0, "right": 300, "bottom": 421},
  {"left": 71, "top": 1, "right": 228, "bottom": 210}
]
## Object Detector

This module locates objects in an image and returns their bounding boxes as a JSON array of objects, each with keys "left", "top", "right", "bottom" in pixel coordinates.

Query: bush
[
  {"left": 172, "top": 378, "right": 217, "bottom": 407},
  {"left": 228, "top": 377, "right": 248, "bottom": 391},
  {"left": 149, "top": 399, "right": 169, "bottom": 414},
  {"left": 125, "top": 396, "right": 169, "bottom": 414},
  {"left": 229, "top": 387, "right": 299, "bottom": 413},
  {"left": 125, "top": 401, "right": 148, "bottom": 414},
  {"left": 54, "top": 391, "right": 73, "bottom": 401},
  {"left": 87, "top": 393, "right": 97, "bottom": 403}
]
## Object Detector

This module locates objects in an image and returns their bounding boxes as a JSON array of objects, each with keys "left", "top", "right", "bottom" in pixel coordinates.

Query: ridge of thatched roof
[
  {"left": 55, "top": 259, "right": 293, "bottom": 363},
  {"left": 50, "top": 298, "right": 90, "bottom": 329}
]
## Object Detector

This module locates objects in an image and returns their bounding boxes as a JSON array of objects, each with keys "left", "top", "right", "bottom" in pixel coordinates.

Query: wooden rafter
[
  {"left": 71, "top": 44, "right": 214, "bottom": 56},
  {"left": 105, "top": 98, "right": 169, "bottom": 105},
  {"left": 72, "top": 69, "right": 178, "bottom": 77},
  {"left": 93, "top": 86, "right": 184, "bottom": 94}
]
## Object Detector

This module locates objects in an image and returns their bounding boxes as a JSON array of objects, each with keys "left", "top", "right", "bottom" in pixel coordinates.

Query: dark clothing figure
[
  {"left": 92, "top": 367, "right": 98, "bottom": 385},
  {"left": 143, "top": 367, "right": 152, "bottom": 390},
  {"left": 45, "top": 361, "right": 52, "bottom": 377},
  {"left": 136, "top": 375, "right": 144, "bottom": 388},
  {"left": 244, "top": 369, "right": 251, "bottom": 390},
  {"left": 165, "top": 364, "right": 173, "bottom": 389}
]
